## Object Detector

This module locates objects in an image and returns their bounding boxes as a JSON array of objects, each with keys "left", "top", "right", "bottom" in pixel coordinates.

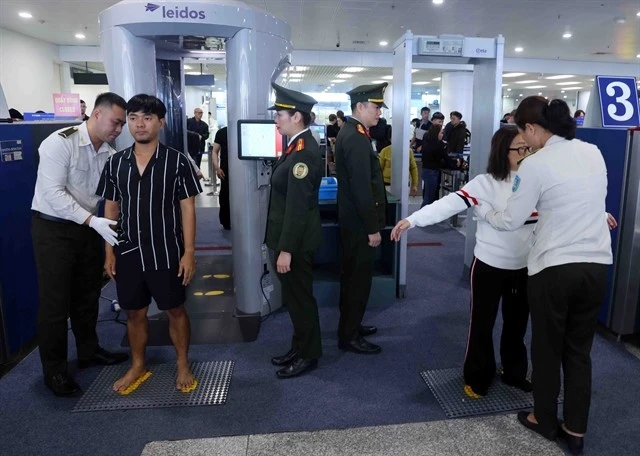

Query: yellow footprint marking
[
  {"left": 463, "top": 384, "right": 482, "bottom": 399},
  {"left": 118, "top": 371, "right": 152, "bottom": 396},
  {"left": 181, "top": 378, "right": 198, "bottom": 393},
  {"left": 193, "top": 292, "right": 204, "bottom": 296},
  {"left": 205, "top": 291, "right": 224, "bottom": 296},
  {"left": 202, "top": 274, "right": 212, "bottom": 279},
  {"left": 213, "top": 274, "right": 230, "bottom": 279}
]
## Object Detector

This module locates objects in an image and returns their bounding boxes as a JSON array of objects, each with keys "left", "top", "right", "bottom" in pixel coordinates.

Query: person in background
[
  {"left": 31, "top": 92, "right": 129, "bottom": 397},
  {"left": 446, "top": 111, "right": 468, "bottom": 154},
  {"left": 212, "top": 126, "right": 230, "bottom": 230},
  {"left": 335, "top": 83, "right": 387, "bottom": 355},
  {"left": 336, "top": 110, "right": 346, "bottom": 128},
  {"left": 186, "top": 107, "right": 209, "bottom": 167},
  {"left": 310, "top": 111, "right": 318, "bottom": 125},
  {"left": 80, "top": 100, "right": 89, "bottom": 121},
  {"left": 574, "top": 109, "right": 585, "bottom": 119},
  {"left": 483, "top": 97, "right": 615, "bottom": 455},
  {"left": 265, "top": 83, "right": 323, "bottom": 379},
  {"left": 420, "top": 123, "right": 448, "bottom": 207},
  {"left": 378, "top": 144, "right": 419, "bottom": 197},
  {"left": 8, "top": 108, "right": 23, "bottom": 121},
  {"left": 414, "top": 107, "right": 432, "bottom": 152},
  {"left": 392, "top": 127, "right": 536, "bottom": 398},
  {"left": 98, "top": 94, "right": 202, "bottom": 393}
]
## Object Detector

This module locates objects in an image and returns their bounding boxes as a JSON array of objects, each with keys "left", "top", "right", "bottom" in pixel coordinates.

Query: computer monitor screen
[
  {"left": 309, "top": 125, "right": 326, "bottom": 141},
  {"left": 237, "top": 120, "right": 284, "bottom": 160}
]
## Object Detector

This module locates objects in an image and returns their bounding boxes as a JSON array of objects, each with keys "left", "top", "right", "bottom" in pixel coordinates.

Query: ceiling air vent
[
  {"left": 352, "top": 40, "right": 368, "bottom": 45},
  {"left": 592, "top": 51, "right": 612, "bottom": 55}
]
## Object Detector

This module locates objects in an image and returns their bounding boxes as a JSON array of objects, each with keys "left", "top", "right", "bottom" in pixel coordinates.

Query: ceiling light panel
[
  {"left": 503, "top": 73, "right": 526, "bottom": 77},
  {"left": 545, "top": 75, "right": 575, "bottom": 79}
]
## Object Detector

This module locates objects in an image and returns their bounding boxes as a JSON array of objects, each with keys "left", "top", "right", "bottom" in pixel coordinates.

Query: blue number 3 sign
[{"left": 596, "top": 76, "right": 640, "bottom": 128}]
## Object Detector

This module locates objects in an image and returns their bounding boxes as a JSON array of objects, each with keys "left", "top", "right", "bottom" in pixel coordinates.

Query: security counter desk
[{"left": 312, "top": 192, "right": 400, "bottom": 306}]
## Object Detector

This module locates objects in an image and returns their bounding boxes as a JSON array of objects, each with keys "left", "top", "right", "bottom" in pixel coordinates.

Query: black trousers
[
  {"left": 338, "top": 227, "right": 376, "bottom": 341},
  {"left": 31, "top": 215, "right": 103, "bottom": 377},
  {"left": 464, "top": 258, "right": 529, "bottom": 394},
  {"left": 528, "top": 262, "right": 608, "bottom": 435},
  {"left": 276, "top": 251, "right": 322, "bottom": 359},
  {"left": 219, "top": 172, "right": 230, "bottom": 229},
  {"left": 190, "top": 152, "right": 203, "bottom": 168}
]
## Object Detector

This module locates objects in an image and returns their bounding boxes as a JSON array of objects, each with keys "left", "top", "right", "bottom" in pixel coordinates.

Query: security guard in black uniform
[
  {"left": 265, "top": 83, "right": 324, "bottom": 379},
  {"left": 336, "top": 83, "right": 388, "bottom": 354}
]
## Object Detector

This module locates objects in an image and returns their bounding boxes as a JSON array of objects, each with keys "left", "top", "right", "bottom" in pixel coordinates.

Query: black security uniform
[
  {"left": 265, "top": 84, "right": 323, "bottom": 376},
  {"left": 335, "top": 83, "right": 388, "bottom": 345},
  {"left": 214, "top": 127, "right": 230, "bottom": 229}
]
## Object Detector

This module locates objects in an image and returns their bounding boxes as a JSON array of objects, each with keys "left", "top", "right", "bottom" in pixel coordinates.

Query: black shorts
[{"left": 114, "top": 248, "right": 185, "bottom": 311}]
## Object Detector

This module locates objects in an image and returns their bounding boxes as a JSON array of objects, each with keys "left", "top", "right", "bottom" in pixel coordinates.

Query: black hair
[
  {"left": 350, "top": 102, "right": 359, "bottom": 112},
  {"left": 574, "top": 109, "right": 585, "bottom": 118},
  {"left": 80, "top": 99, "right": 86, "bottom": 104},
  {"left": 284, "top": 109, "right": 312, "bottom": 127},
  {"left": 329, "top": 113, "right": 337, "bottom": 122},
  {"left": 35, "top": 110, "right": 45, "bottom": 114},
  {"left": 336, "top": 110, "right": 345, "bottom": 120},
  {"left": 514, "top": 96, "right": 576, "bottom": 140},
  {"left": 450, "top": 111, "right": 462, "bottom": 120},
  {"left": 426, "top": 123, "right": 442, "bottom": 141},
  {"left": 94, "top": 92, "right": 127, "bottom": 111},
  {"left": 8, "top": 108, "right": 23, "bottom": 120},
  {"left": 486, "top": 126, "right": 519, "bottom": 181},
  {"left": 421, "top": 106, "right": 431, "bottom": 114},
  {"left": 411, "top": 117, "right": 420, "bottom": 126},
  {"left": 126, "top": 94, "right": 167, "bottom": 119},
  {"left": 431, "top": 112, "right": 445, "bottom": 121}
]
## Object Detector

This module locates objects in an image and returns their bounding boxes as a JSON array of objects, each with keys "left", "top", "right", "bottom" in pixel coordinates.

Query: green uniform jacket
[
  {"left": 335, "top": 117, "right": 387, "bottom": 234},
  {"left": 265, "top": 129, "right": 323, "bottom": 253}
]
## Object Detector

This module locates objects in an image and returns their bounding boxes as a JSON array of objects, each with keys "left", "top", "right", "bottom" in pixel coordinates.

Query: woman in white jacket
[{"left": 391, "top": 127, "right": 536, "bottom": 398}]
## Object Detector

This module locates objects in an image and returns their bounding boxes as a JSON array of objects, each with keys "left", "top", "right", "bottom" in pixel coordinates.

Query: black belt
[{"left": 33, "top": 211, "right": 75, "bottom": 225}]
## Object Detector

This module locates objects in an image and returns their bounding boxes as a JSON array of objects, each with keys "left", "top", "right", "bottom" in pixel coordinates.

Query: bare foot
[
  {"left": 113, "top": 365, "right": 147, "bottom": 392},
  {"left": 176, "top": 362, "right": 195, "bottom": 390}
]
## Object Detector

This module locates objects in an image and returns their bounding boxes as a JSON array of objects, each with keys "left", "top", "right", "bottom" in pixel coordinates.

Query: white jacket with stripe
[{"left": 406, "top": 171, "right": 536, "bottom": 270}]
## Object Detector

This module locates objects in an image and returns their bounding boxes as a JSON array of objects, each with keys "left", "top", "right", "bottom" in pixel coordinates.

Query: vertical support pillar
[
  {"left": 463, "top": 35, "right": 505, "bottom": 273},
  {"left": 59, "top": 63, "right": 72, "bottom": 93},
  {"left": 226, "top": 28, "right": 290, "bottom": 314},
  {"left": 100, "top": 26, "right": 157, "bottom": 149},
  {"left": 440, "top": 72, "right": 474, "bottom": 132},
  {"left": 391, "top": 31, "right": 414, "bottom": 297}
]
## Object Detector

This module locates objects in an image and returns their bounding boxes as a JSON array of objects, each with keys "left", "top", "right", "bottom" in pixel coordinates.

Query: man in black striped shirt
[{"left": 96, "top": 94, "right": 202, "bottom": 392}]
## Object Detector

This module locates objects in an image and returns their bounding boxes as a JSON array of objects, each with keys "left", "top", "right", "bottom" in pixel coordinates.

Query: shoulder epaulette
[
  {"left": 58, "top": 126, "right": 78, "bottom": 138},
  {"left": 295, "top": 138, "right": 305, "bottom": 152},
  {"left": 356, "top": 124, "right": 366, "bottom": 135}
]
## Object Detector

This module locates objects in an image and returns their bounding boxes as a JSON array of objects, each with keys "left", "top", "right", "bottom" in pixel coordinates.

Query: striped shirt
[{"left": 96, "top": 142, "right": 202, "bottom": 271}]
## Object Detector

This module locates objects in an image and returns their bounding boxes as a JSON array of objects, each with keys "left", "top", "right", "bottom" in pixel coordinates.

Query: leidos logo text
[{"left": 145, "top": 3, "right": 206, "bottom": 20}]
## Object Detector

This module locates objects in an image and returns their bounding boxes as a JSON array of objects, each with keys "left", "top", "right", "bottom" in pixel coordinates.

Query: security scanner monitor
[
  {"left": 310, "top": 125, "right": 326, "bottom": 143},
  {"left": 237, "top": 120, "right": 284, "bottom": 160}
]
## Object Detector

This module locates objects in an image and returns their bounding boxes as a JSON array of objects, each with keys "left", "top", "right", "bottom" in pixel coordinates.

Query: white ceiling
[{"left": 1, "top": 0, "right": 639, "bottom": 63}]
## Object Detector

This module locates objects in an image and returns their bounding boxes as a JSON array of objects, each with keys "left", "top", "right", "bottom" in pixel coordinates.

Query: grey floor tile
[
  {"left": 140, "top": 436, "right": 248, "bottom": 456},
  {"left": 444, "top": 414, "right": 563, "bottom": 456},
  {"left": 246, "top": 422, "right": 461, "bottom": 456}
]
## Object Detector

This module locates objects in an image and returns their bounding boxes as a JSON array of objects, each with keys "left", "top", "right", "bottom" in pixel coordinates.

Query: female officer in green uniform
[{"left": 265, "top": 83, "right": 323, "bottom": 379}]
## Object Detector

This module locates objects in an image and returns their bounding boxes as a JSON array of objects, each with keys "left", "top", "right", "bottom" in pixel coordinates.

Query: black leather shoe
[
  {"left": 358, "top": 325, "right": 378, "bottom": 337},
  {"left": 501, "top": 375, "right": 533, "bottom": 392},
  {"left": 338, "top": 336, "right": 381, "bottom": 354},
  {"left": 276, "top": 358, "right": 318, "bottom": 379},
  {"left": 517, "top": 411, "right": 557, "bottom": 441},
  {"left": 44, "top": 373, "right": 81, "bottom": 397},
  {"left": 271, "top": 348, "right": 299, "bottom": 366},
  {"left": 78, "top": 347, "right": 129, "bottom": 368},
  {"left": 558, "top": 423, "right": 584, "bottom": 455}
]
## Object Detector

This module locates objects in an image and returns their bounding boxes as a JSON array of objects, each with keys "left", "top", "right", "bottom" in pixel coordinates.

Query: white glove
[{"left": 89, "top": 216, "right": 119, "bottom": 246}]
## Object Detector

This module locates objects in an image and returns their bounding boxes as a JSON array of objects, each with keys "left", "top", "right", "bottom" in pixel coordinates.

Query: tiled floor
[{"left": 141, "top": 414, "right": 564, "bottom": 456}]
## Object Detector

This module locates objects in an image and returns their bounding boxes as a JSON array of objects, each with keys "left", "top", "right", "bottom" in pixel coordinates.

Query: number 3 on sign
[{"left": 596, "top": 76, "right": 640, "bottom": 128}]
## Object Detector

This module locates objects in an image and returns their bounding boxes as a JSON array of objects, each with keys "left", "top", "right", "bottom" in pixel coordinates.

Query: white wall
[
  {"left": 70, "top": 84, "right": 110, "bottom": 112},
  {"left": 0, "top": 28, "right": 61, "bottom": 114}
]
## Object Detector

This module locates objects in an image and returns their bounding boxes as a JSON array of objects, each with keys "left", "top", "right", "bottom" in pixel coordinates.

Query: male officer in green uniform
[
  {"left": 265, "top": 83, "right": 324, "bottom": 378},
  {"left": 335, "top": 83, "right": 388, "bottom": 354}
]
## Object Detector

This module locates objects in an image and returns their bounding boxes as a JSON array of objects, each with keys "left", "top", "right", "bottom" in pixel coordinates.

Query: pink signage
[{"left": 52, "top": 93, "right": 81, "bottom": 117}]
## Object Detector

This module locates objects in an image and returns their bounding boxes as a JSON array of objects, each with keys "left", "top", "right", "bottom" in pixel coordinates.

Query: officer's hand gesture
[
  {"left": 390, "top": 220, "right": 410, "bottom": 242},
  {"left": 277, "top": 251, "right": 292, "bottom": 274},
  {"left": 89, "top": 216, "right": 119, "bottom": 246},
  {"left": 368, "top": 232, "right": 382, "bottom": 248}
]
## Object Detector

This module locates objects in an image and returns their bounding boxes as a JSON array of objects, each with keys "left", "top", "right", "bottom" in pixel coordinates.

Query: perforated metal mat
[
  {"left": 420, "top": 368, "right": 564, "bottom": 419},
  {"left": 73, "top": 361, "right": 234, "bottom": 412}
]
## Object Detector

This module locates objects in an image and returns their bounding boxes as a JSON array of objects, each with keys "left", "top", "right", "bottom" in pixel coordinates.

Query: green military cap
[
  {"left": 346, "top": 82, "right": 388, "bottom": 108},
  {"left": 268, "top": 82, "right": 317, "bottom": 114}
]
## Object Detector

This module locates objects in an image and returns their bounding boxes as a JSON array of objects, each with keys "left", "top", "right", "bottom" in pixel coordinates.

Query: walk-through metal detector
[
  {"left": 99, "top": 0, "right": 290, "bottom": 322},
  {"left": 390, "top": 32, "right": 504, "bottom": 297}
]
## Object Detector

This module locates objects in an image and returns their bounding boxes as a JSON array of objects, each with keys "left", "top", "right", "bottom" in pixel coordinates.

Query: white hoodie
[{"left": 406, "top": 171, "right": 536, "bottom": 270}]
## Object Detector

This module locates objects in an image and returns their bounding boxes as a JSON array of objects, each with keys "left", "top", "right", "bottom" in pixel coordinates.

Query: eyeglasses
[{"left": 509, "top": 145, "right": 531, "bottom": 156}]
